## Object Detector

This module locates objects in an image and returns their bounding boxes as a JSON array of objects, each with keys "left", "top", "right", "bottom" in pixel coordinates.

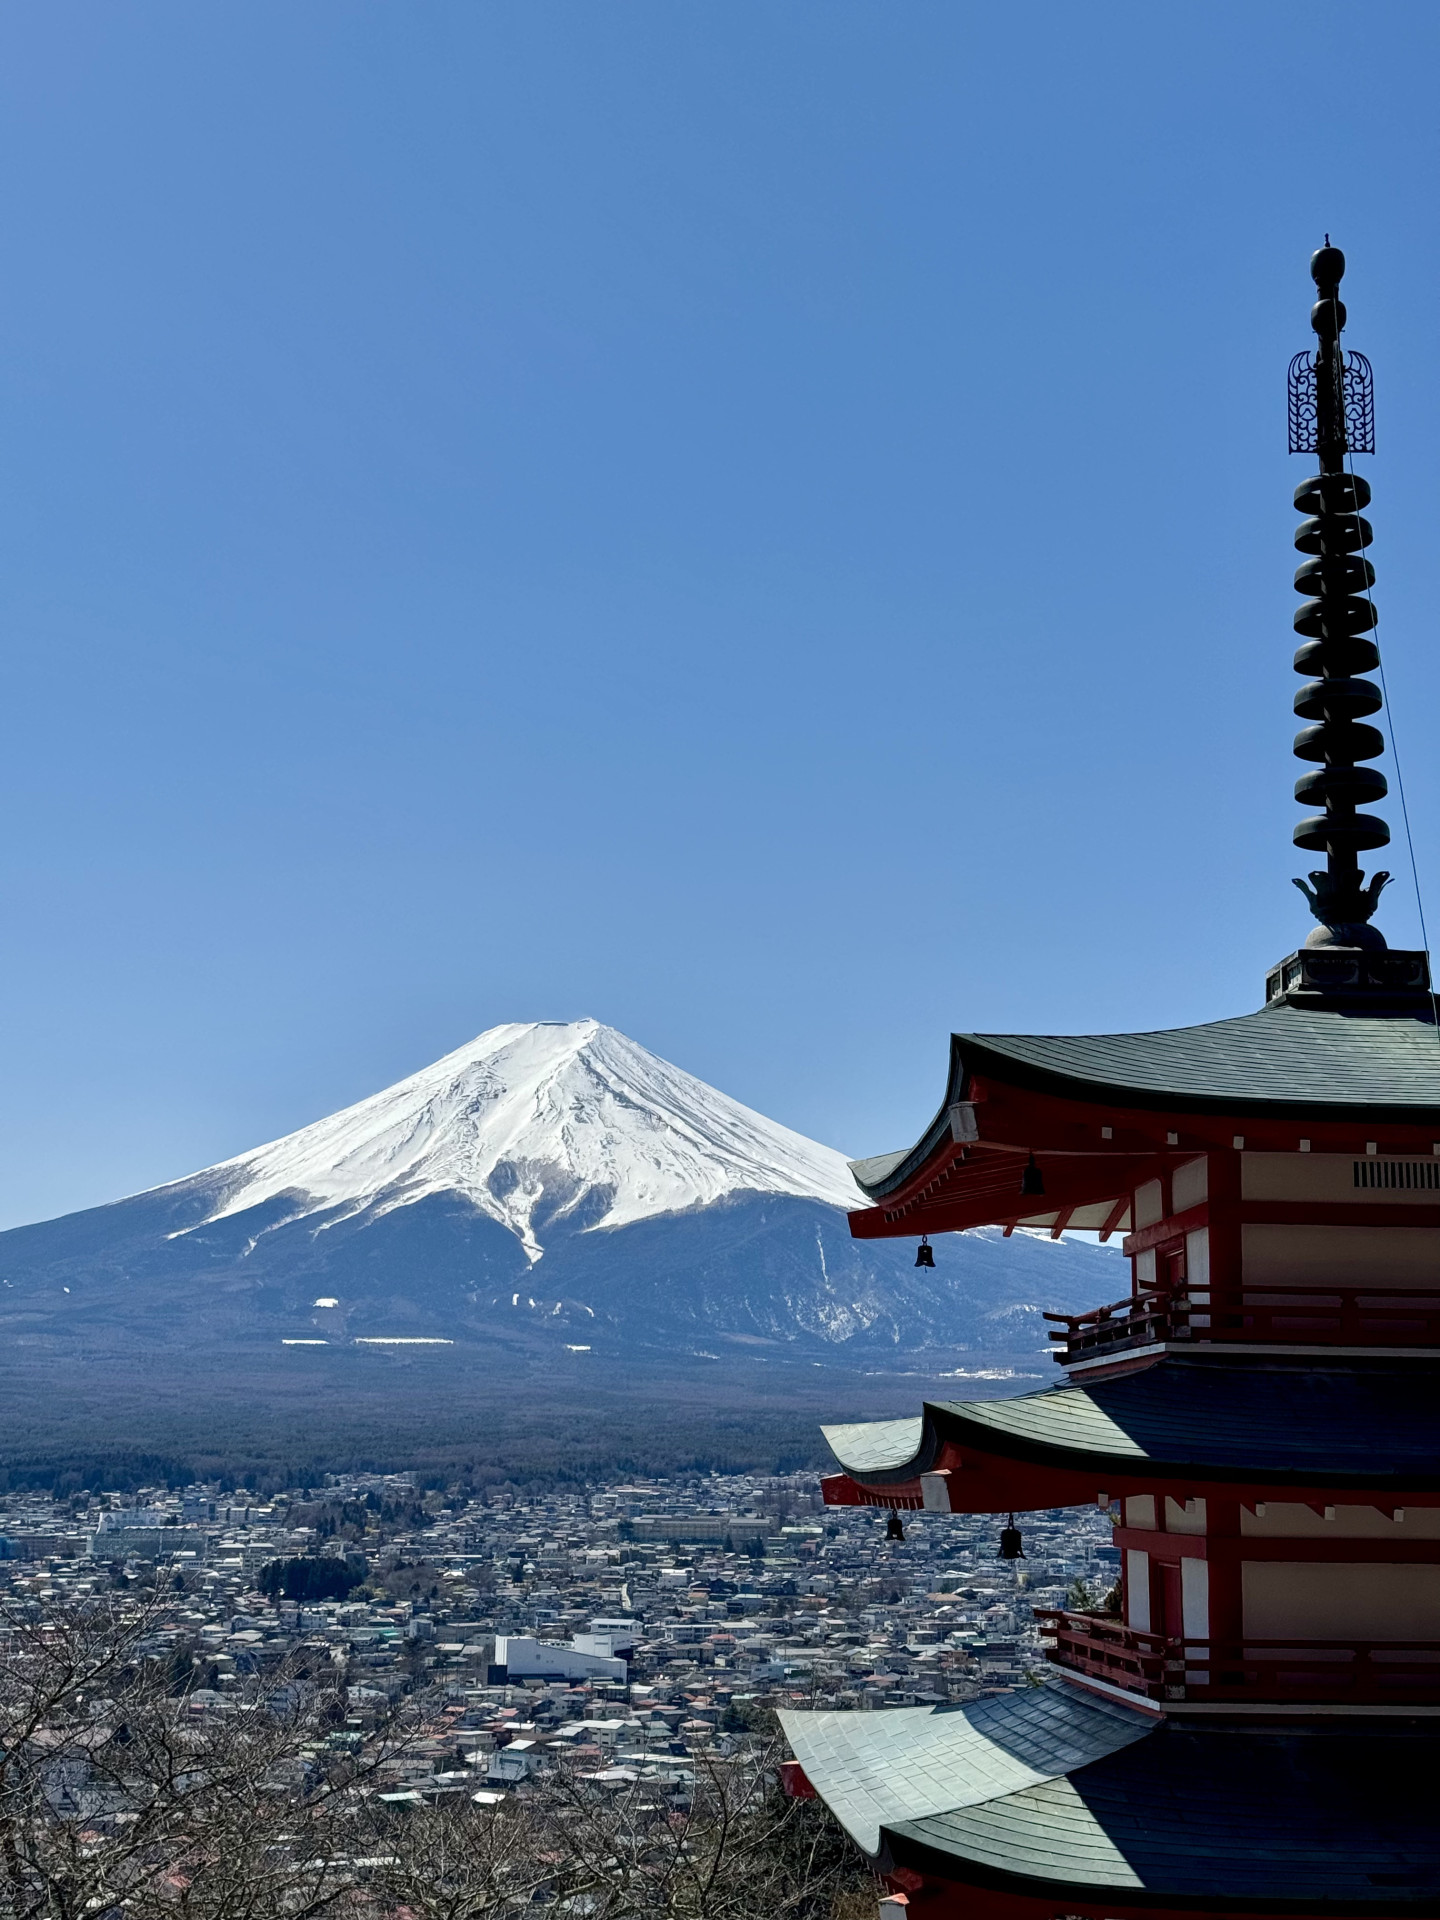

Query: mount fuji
[{"left": 0, "top": 1020, "right": 1118, "bottom": 1367}]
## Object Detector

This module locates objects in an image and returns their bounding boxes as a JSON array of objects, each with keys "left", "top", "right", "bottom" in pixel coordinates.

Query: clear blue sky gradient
[{"left": 1, "top": 4, "right": 1437, "bottom": 1227}]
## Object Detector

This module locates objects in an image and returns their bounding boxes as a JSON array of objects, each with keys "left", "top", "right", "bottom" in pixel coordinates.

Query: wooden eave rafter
[{"left": 848, "top": 1069, "right": 1440, "bottom": 1242}]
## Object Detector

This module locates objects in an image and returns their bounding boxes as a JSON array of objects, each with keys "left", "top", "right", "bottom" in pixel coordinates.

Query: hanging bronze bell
[
  {"left": 914, "top": 1236, "right": 935, "bottom": 1269},
  {"left": 885, "top": 1511, "right": 906, "bottom": 1541},
  {"left": 1020, "top": 1154, "right": 1045, "bottom": 1197},
  {"left": 997, "top": 1513, "right": 1025, "bottom": 1560}
]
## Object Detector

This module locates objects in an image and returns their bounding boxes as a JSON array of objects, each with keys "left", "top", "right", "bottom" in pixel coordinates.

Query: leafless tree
[
  {"left": 0, "top": 1593, "right": 871, "bottom": 1920},
  {"left": 0, "top": 1590, "right": 402, "bottom": 1917},
  {"left": 359, "top": 1740, "right": 873, "bottom": 1920}
]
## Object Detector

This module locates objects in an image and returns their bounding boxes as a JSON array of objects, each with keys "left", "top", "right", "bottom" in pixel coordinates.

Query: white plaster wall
[
  {"left": 1164, "top": 1496, "right": 1207, "bottom": 1536},
  {"left": 1181, "top": 1557, "right": 1210, "bottom": 1638},
  {"left": 1241, "top": 1223, "right": 1440, "bottom": 1289},
  {"left": 1242, "top": 1153, "right": 1440, "bottom": 1204},
  {"left": 1126, "top": 1549, "right": 1151, "bottom": 1632},
  {"left": 1242, "top": 1504, "right": 1440, "bottom": 1538},
  {"left": 1242, "top": 1562, "right": 1440, "bottom": 1639},
  {"left": 1185, "top": 1226, "right": 1209, "bottom": 1290},
  {"left": 1134, "top": 1179, "right": 1164, "bottom": 1228},
  {"left": 1173, "top": 1157, "right": 1208, "bottom": 1213}
]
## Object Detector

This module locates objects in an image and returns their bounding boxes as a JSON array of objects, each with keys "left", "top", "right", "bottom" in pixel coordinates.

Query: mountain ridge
[
  {"left": 0, "top": 1019, "right": 1119, "bottom": 1367},
  {"left": 159, "top": 1018, "right": 864, "bottom": 1262}
]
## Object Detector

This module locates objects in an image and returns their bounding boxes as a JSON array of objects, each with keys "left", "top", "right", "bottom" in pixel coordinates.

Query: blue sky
[{"left": 1, "top": 3, "right": 1438, "bottom": 1227}]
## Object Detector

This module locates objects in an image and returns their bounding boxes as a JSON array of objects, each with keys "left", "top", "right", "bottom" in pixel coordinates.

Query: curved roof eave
[
  {"left": 884, "top": 1719, "right": 1440, "bottom": 1903},
  {"left": 777, "top": 1688, "right": 1153, "bottom": 1858},
  {"left": 848, "top": 1037, "right": 969, "bottom": 1202},
  {"left": 850, "top": 1007, "right": 1440, "bottom": 1203},
  {"left": 783, "top": 1696, "right": 1440, "bottom": 1901},
  {"left": 823, "top": 1362, "right": 1440, "bottom": 1489}
]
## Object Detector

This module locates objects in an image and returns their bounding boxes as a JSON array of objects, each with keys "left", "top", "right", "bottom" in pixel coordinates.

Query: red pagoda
[{"left": 779, "top": 247, "right": 1440, "bottom": 1916}]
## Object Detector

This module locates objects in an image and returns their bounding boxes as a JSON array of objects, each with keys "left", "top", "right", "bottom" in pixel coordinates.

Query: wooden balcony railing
[
  {"left": 1035, "top": 1608, "right": 1440, "bottom": 1706},
  {"left": 1045, "top": 1285, "right": 1440, "bottom": 1363},
  {"left": 1043, "top": 1289, "right": 1170, "bottom": 1364},
  {"left": 1033, "top": 1608, "right": 1167, "bottom": 1692}
]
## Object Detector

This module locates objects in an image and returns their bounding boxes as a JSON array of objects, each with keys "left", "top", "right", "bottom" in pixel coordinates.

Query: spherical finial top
[{"left": 1311, "top": 244, "right": 1346, "bottom": 290}]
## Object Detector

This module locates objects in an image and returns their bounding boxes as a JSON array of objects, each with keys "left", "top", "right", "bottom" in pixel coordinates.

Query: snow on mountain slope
[{"left": 182, "top": 1020, "right": 864, "bottom": 1261}]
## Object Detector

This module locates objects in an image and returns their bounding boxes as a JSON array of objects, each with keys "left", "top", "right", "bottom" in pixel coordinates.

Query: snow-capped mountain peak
[{"left": 190, "top": 1019, "right": 863, "bottom": 1261}]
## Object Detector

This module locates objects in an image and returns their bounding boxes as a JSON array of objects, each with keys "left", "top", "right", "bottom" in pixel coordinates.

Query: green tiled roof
[
  {"left": 851, "top": 1003, "right": 1440, "bottom": 1202},
  {"left": 819, "top": 1417, "right": 926, "bottom": 1477},
  {"left": 824, "top": 1357, "right": 1440, "bottom": 1488},
  {"left": 785, "top": 1691, "right": 1440, "bottom": 1902},
  {"left": 848, "top": 1148, "right": 910, "bottom": 1190},
  {"left": 778, "top": 1686, "right": 1151, "bottom": 1855},
  {"left": 962, "top": 1004, "right": 1440, "bottom": 1115},
  {"left": 893, "top": 1716, "right": 1440, "bottom": 1902}
]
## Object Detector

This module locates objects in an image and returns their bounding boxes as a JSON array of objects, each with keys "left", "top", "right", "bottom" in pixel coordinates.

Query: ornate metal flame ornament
[
  {"left": 1289, "top": 245, "right": 1391, "bottom": 951},
  {"left": 1288, "top": 349, "right": 1374, "bottom": 456}
]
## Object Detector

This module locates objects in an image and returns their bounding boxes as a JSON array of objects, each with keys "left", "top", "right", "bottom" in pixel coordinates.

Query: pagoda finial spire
[{"left": 1287, "top": 242, "right": 1391, "bottom": 950}]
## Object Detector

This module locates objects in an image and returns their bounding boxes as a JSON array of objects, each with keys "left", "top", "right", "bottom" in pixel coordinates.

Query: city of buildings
[{"left": 0, "top": 1471, "right": 1115, "bottom": 1793}]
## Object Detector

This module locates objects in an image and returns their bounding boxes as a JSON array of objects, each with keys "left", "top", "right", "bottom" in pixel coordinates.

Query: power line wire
[{"left": 1341, "top": 442, "right": 1440, "bottom": 1031}]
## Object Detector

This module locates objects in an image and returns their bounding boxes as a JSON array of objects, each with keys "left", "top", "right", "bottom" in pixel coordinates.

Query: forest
[{"left": 0, "top": 1344, "right": 994, "bottom": 1492}]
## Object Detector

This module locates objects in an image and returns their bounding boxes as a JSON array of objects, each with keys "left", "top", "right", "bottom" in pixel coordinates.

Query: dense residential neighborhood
[{"left": 0, "top": 1471, "right": 1117, "bottom": 1790}]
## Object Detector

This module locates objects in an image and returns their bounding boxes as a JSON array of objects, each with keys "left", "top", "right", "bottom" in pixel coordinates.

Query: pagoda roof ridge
[
  {"left": 954, "top": 999, "right": 1440, "bottom": 1113},
  {"left": 783, "top": 1692, "right": 1440, "bottom": 1901},
  {"left": 850, "top": 999, "right": 1440, "bottom": 1204},
  {"left": 887, "top": 1714, "right": 1440, "bottom": 1904},
  {"left": 824, "top": 1355, "right": 1440, "bottom": 1490},
  {"left": 777, "top": 1684, "right": 1151, "bottom": 1858}
]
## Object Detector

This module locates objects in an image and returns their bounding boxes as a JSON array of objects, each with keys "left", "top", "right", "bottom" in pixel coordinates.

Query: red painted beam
[
  {"left": 847, "top": 1067, "right": 1440, "bottom": 1238},
  {"left": 849, "top": 1163, "right": 1145, "bottom": 1239},
  {"left": 1111, "top": 1528, "right": 1440, "bottom": 1563},
  {"left": 821, "top": 1442, "right": 1440, "bottom": 1515},
  {"left": 1122, "top": 1200, "right": 1209, "bottom": 1255},
  {"left": 820, "top": 1473, "right": 921, "bottom": 1510},
  {"left": 1098, "top": 1195, "right": 1129, "bottom": 1242},
  {"left": 1241, "top": 1200, "right": 1440, "bottom": 1228}
]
